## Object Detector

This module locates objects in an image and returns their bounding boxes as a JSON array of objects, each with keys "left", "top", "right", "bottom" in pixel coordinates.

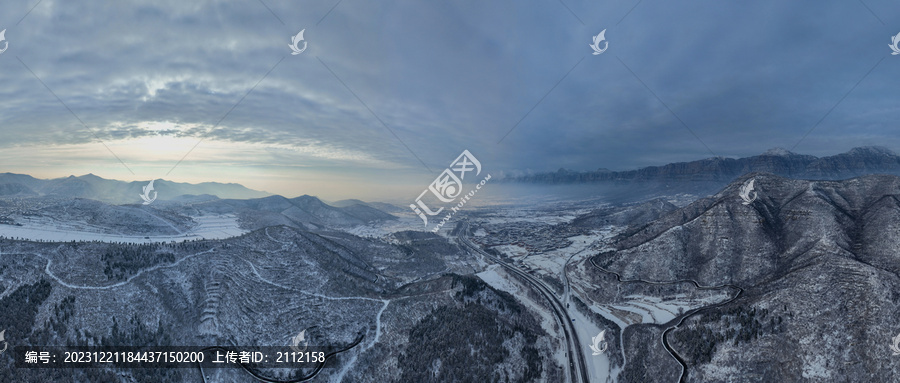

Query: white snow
[
  {"left": 520, "top": 232, "right": 609, "bottom": 273},
  {"left": 607, "top": 294, "right": 731, "bottom": 325},
  {"left": 801, "top": 353, "right": 831, "bottom": 379},
  {"left": 494, "top": 244, "right": 529, "bottom": 258},
  {"left": 476, "top": 265, "right": 518, "bottom": 291},
  {"left": 476, "top": 265, "right": 569, "bottom": 380},
  {"left": 565, "top": 303, "right": 616, "bottom": 383},
  {"left": 0, "top": 214, "right": 246, "bottom": 243},
  {"left": 492, "top": 228, "right": 621, "bottom": 382},
  {"left": 345, "top": 215, "right": 426, "bottom": 239}
]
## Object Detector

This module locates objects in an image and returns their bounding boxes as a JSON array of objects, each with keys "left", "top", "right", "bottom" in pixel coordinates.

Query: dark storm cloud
[{"left": 1, "top": 0, "right": 899, "bottom": 177}]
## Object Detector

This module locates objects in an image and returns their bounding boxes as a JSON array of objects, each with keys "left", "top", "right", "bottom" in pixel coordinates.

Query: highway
[{"left": 458, "top": 221, "right": 590, "bottom": 383}]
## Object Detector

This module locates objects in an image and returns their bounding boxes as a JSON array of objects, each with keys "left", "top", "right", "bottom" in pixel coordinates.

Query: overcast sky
[{"left": 1, "top": 0, "right": 899, "bottom": 200}]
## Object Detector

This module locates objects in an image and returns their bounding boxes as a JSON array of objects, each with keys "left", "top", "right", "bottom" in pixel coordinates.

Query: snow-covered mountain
[
  {"left": 0, "top": 173, "right": 271, "bottom": 203},
  {"left": 505, "top": 146, "right": 900, "bottom": 204},
  {"left": 510, "top": 146, "right": 900, "bottom": 184},
  {"left": 582, "top": 173, "right": 900, "bottom": 381}
]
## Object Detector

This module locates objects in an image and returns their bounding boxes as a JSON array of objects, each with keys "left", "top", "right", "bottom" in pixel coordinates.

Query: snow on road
[{"left": 24, "top": 248, "right": 217, "bottom": 290}]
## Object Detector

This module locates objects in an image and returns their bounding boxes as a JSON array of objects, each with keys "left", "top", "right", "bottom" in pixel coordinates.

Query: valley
[{"left": 2, "top": 170, "right": 900, "bottom": 382}]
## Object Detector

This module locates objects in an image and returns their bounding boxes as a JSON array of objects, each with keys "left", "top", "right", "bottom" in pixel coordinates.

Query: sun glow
[{"left": 0, "top": 120, "right": 430, "bottom": 200}]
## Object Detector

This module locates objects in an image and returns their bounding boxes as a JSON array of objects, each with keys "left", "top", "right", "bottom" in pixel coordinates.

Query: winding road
[
  {"left": 21, "top": 246, "right": 218, "bottom": 290},
  {"left": 588, "top": 257, "right": 744, "bottom": 382},
  {"left": 458, "top": 221, "right": 590, "bottom": 383}
]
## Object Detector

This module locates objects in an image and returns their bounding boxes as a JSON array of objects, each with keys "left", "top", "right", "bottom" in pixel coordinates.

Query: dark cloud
[{"left": 1, "top": 0, "right": 899, "bottom": 188}]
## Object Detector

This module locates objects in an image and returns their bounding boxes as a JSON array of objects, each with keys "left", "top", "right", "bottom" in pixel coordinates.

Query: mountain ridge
[
  {"left": 579, "top": 172, "right": 900, "bottom": 381},
  {"left": 0, "top": 173, "right": 271, "bottom": 203},
  {"left": 507, "top": 146, "right": 900, "bottom": 184}
]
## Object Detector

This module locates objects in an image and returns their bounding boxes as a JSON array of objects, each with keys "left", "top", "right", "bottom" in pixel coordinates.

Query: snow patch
[
  {"left": 0, "top": 214, "right": 246, "bottom": 243},
  {"left": 476, "top": 265, "right": 568, "bottom": 380}
]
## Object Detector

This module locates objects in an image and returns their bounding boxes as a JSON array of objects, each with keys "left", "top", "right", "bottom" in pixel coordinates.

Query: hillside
[{"left": 580, "top": 173, "right": 900, "bottom": 381}]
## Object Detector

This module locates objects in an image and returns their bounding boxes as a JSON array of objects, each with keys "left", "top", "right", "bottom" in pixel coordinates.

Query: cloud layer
[{"left": 1, "top": 0, "right": 899, "bottom": 199}]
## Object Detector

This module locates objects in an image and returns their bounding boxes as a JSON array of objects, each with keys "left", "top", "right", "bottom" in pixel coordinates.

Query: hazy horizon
[
  {"left": 3, "top": 0, "right": 900, "bottom": 203},
  {"left": 6, "top": 143, "right": 898, "bottom": 204}
]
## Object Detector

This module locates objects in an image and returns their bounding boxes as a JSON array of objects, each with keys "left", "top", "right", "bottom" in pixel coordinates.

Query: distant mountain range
[
  {"left": 504, "top": 146, "right": 900, "bottom": 203},
  {"left": 508, "top": 146, "right": 900, "bottom": 184},
  {"left": 197, "top": 194, "right": 398, "bottom": 229},
  {"left": 0, "top": 173, "right": 271, "bottom": 203},
  {"left": 0, "top": 173, "right": 400, "bottom": 231},
  {"left": 0, "top": 192, "right": 397, "bottom": 236},
  {"left": 330, "top": 199, "right": 408, "bottom": 213}
]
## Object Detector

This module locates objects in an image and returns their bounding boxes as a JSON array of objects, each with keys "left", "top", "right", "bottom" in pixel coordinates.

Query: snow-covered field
[
  {"left": 493, "top": 244, "right": 528, "bottom": 257},
  {"left": 518, "top": 231, "right": 612, "bottom": 274},
  {"left": 610, "top": 295, "right": 693, "bottom": 325},
  {"left": 624, "top": 293, "right": 732, "bottom": 325},
  {"left": 345, "top": 215, "right": 426, "bottom": 239},
  {"left": 0, "top": 214, "right": 246, "bottom": 243}
]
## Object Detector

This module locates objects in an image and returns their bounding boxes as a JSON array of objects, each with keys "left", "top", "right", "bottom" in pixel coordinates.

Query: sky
[{"left": 1, "top": 0, "right": 900, "bottom": 200}]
